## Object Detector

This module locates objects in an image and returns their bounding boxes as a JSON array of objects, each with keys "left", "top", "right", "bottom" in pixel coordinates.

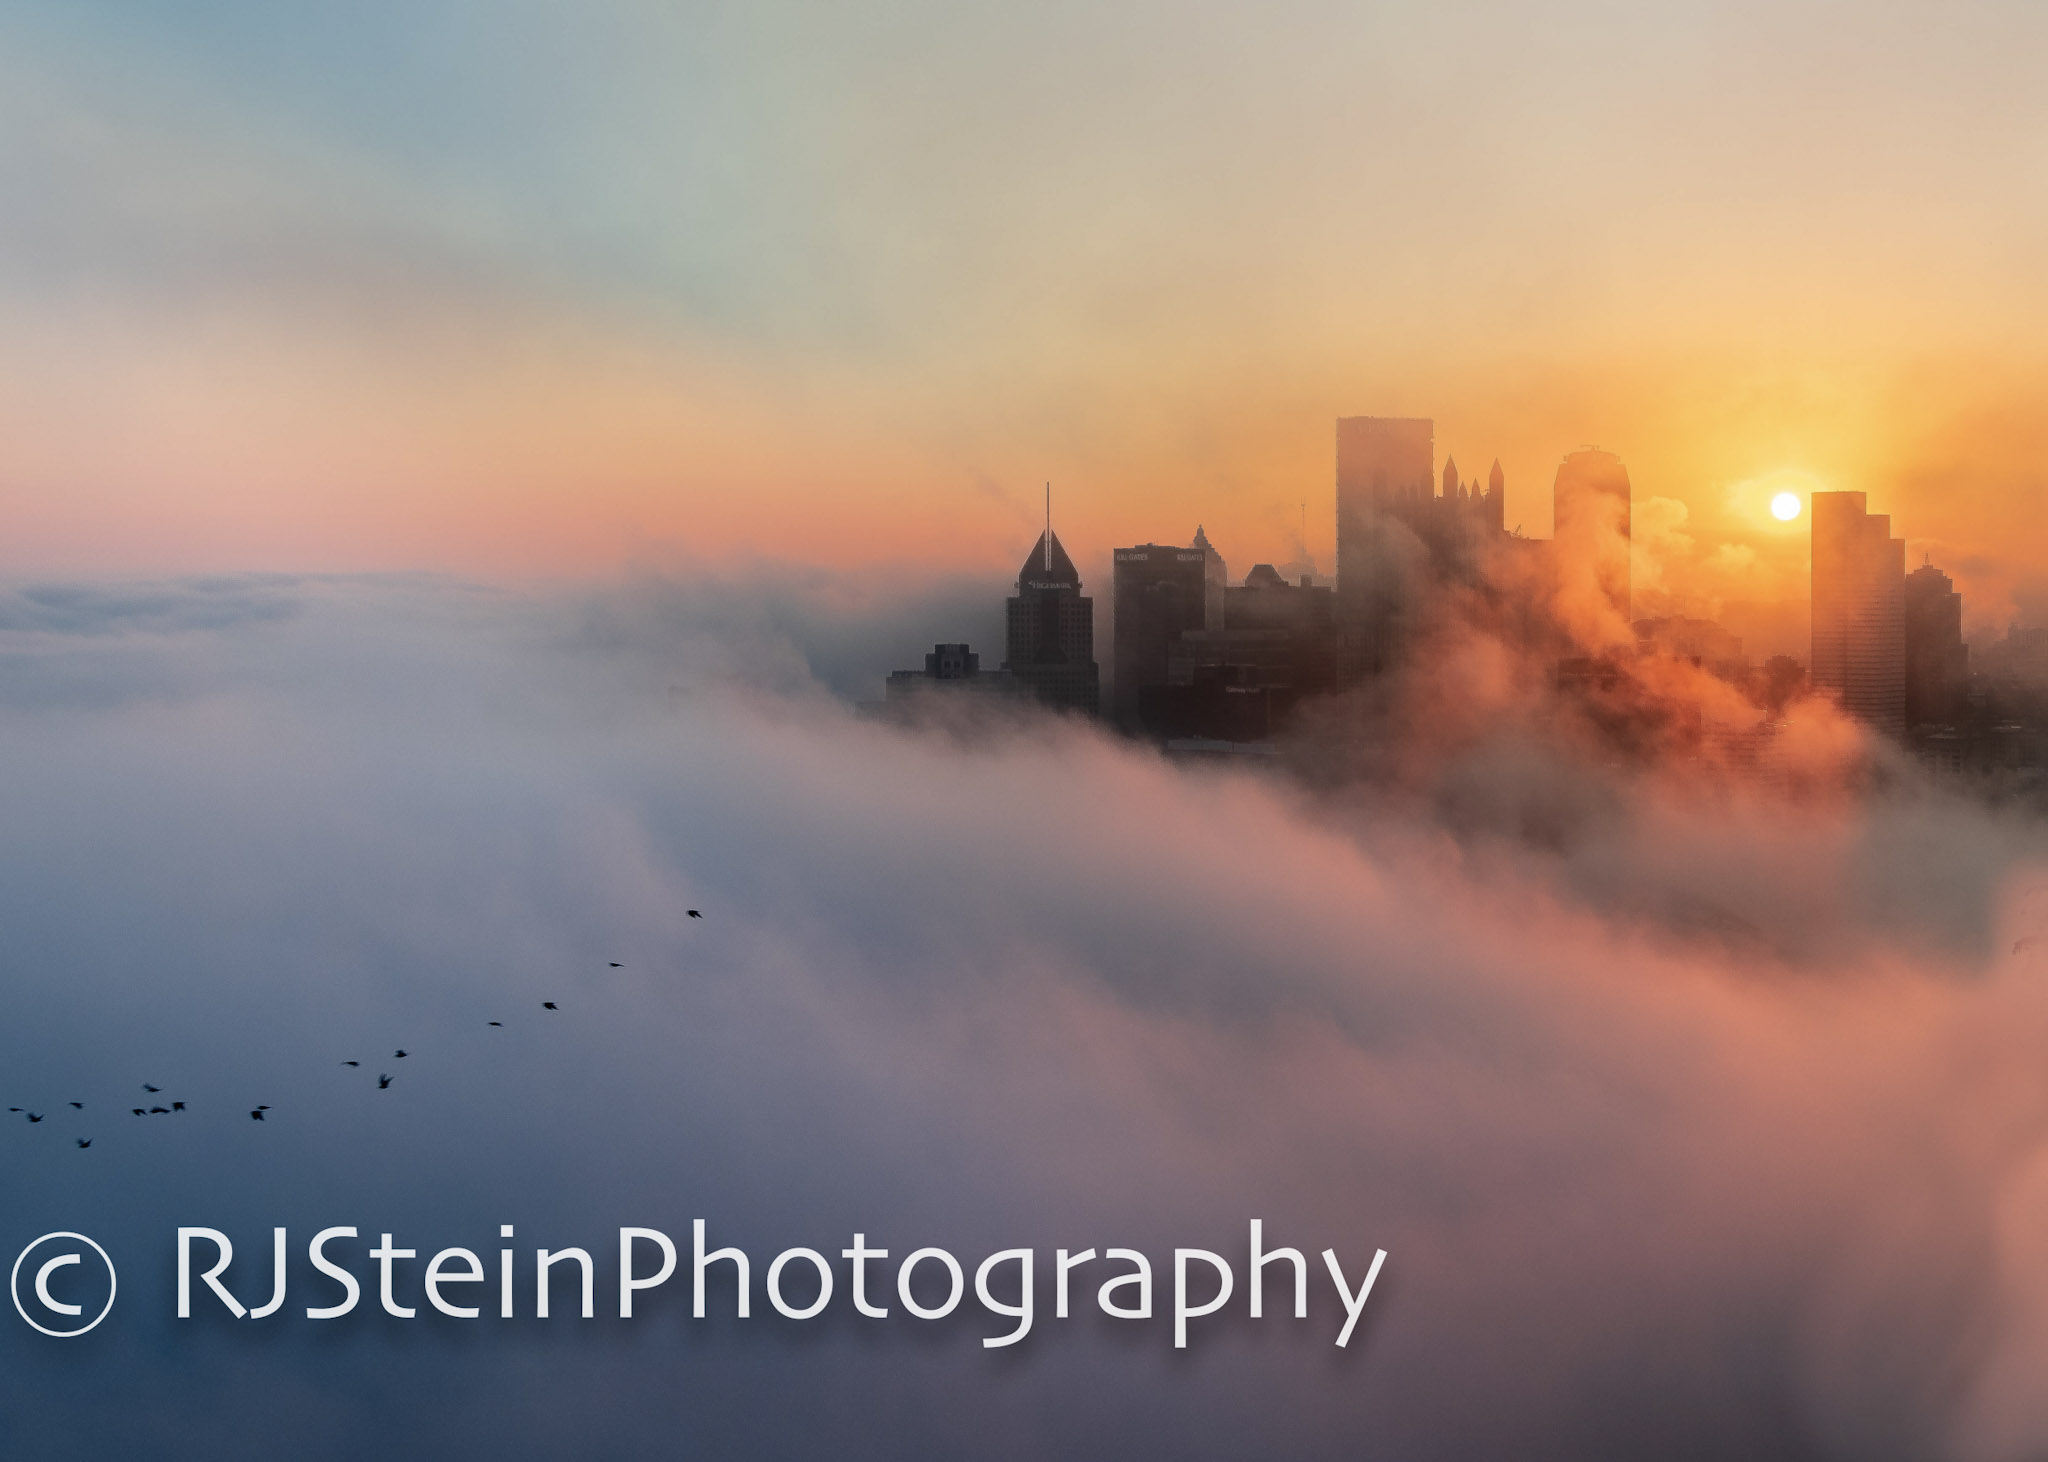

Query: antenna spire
[{"left": 1043, "top": 482, "right": 1051, "bottom": 571}]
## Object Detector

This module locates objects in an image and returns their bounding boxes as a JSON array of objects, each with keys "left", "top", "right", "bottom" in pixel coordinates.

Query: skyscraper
[
  {"left": 1112, "top": 537, "right": 1210, "bottom": 727},
  {"left": 1004, "top": 525, "right": 1100, "bottom": 714},
  {"left": 1191, "top": 524, "right": 1228, "bottom": 632},
  {"left": 1811, "top": 491, "right": 1905, "bottom": 735},
  {"left": 1335, "top": 416, "right": 1434, "bottom": 679},
  {"left": 1333, "top": 417, "right": 1505, "bottom": 678},
  {"left": 1904, "top": 554, "right": 1968, "bottom": 728},
  {"left": 1551, "top": 448, "right": 1632, "bottom": 627}
]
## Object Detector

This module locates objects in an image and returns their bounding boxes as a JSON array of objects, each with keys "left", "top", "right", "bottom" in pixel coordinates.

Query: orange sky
[{"left": 1, "top": 1, "right": 2043, "bottom": 637}]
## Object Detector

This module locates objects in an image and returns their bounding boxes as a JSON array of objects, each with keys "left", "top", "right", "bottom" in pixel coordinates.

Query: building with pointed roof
[{"left": 1005, "top": 527, "right": 1100, "bottom": 714}]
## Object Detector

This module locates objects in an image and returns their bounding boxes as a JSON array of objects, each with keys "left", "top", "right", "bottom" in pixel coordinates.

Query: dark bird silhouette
[
  {"left": 487, "top": 1021, "right": 502, "bottom": 1027},
  {"left": 7, "top": 1108, "right": 19, "bottom": 1112},
  {"left": 149, "top": 1106, "right": 168, "bottom": 1115},
  {"left": 69, "top": 1102, "right": 83, "bottom": 1109},
  {"left": 610, "top": 962, "right": 622, "bottom": 967},
  {"left": 687, "top": 910, "right": 702, "bottom": 919},
  {"left": 26, "top": 1112, "right": 44, "bottom": 1123},
  {"left": 143, "top": 1085, "right": 159, "bottom": 1093},
  {"left": 172, "top": 1101, "right": 185, "bottom": 1112},
  {"left": 256, "top": 1105, "right": 270, "bottom": 1111},
  {"left": 543, "top": 1002, "right": 557, "bottom": 1010},
  {"left": 249, "top": 1109, "right": 265, "bottom": 1121},
  {"left": 342, "top": 1060, "right": 359, "bottom": 1067},
  {"left": 76, "top": 1138, "right": 90, "bottom": 1149},
  {"left": 131, "top": 1108, "right": 144, "bottom": 1116},
  {"left": 377, "top": 1074, "right": 391, "bottom": 1089},
  {"left": 394, "top": 1050, "right": 408, "bottom": 1059}
]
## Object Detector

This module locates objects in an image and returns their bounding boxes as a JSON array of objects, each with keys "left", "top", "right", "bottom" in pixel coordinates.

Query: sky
[
  {"left": 0, "top": 572, "right": 2044, "bottom": 1459},
  {"left": 2, "top": 0, "right": 2046, "bottom": 633}
]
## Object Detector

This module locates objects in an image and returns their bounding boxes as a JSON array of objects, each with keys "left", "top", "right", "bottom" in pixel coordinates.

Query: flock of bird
[{"left": 12, "top": 911, "right": 702, "bottom": 1150}]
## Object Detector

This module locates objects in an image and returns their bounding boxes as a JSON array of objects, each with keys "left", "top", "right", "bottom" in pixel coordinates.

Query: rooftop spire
[{"left": 1044, "top": 483, "right": 1051, "bottom": 572}]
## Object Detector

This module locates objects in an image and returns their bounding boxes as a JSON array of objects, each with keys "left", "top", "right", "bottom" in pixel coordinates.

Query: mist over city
[
  {"left": 6, "top": 1, "right": 2048, "bottom": 1458},
  {"left": 0, "top": 550, "right": 2037, "bottom": 1458}
]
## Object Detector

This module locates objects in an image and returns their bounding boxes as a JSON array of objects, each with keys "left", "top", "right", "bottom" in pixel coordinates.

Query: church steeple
[
  {"left": 1489, "top": 458, "right": 1504, "bottom": 494},
  {"left": 1441, "top": 456, "right": 1459, "bottom": 498}
]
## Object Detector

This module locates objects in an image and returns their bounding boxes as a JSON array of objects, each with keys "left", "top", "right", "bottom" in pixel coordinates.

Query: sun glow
[{"left": 1770, "top": 491, "right": 1801, "bottom": 522}]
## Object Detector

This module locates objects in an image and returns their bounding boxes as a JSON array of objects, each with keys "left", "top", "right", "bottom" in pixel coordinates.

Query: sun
[{"left": 1770, "top": 491, "right": 1802, "bottom": 522}]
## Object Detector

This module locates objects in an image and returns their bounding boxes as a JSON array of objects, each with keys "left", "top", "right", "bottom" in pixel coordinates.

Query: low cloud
[{"left": 0, "top": 572, "right": 2044, "bottom": 1461}]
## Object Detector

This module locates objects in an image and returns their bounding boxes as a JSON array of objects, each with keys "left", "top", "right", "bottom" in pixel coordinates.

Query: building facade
[
  {"left": 1168, "top": 564, "right": 1338, "bottom": 696},
  {"left": 1811, "top": 490, "right": 1905, "bottom": 735},
  {"left": 1111, "top": 539, "right": 1211, "bottom": 729},
  {"left": 1334, "top": 416, "right": 1505, "bottom": 679},
  {"left": 1904, "top": 555, "right": 1968, "bottom": 728},
  {"left": 884, "top": 643, "right": 1021, "bottom": 705},
  {"left": 1004, "top": 528, "right": 1100, "bottom": 713},
  {"left": 1192, "top": 524, "right": 1228, "bottom": 633}
]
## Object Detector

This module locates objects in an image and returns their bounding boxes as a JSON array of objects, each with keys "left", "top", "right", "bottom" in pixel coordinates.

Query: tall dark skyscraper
[
  {"left": 1112, "top": 536, "right": 1211, "bottom": 728},
  {"left": 1004, "top": 525, "right": 1100, "bottom": 714},
  {"left": 1334, "top": 416, "right": 1505, "bottom": 678},
  {"left": 1551, "top": 448, "right": 1632, "bottom": 626},
  {"left": 1191, "top": 524, "right": 1228, "bottom": 632},
  {"left": 1904, "top": 554, "right": 1968, "bottom": 728},
  {"left": 1811, "top": 490, "right": 1905, "bottom": 735}
]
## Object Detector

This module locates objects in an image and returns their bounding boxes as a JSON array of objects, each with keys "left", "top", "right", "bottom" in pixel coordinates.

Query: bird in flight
[
  {"left": 543, "top": 1001, "right": 558, "bottom": 1010},
  {"left": 249, "top": 1109, "right": 265, "bottom": 1121},
  {"left": 394, "top": 1050, "right": 408, "bottom": 1059},
  {"left": 149, "top": 1106, "right": 169, "bottom": 1115},
  {"left": 131, "top": 1108, "right": 144, "bottom": 1116},
  {"left": 687, "top": 910, "right": 702, "bottom": 919},
  {"left": 69, "top": 1102, "right": 83, "bottom": 1109},
  {"left": 487, "top": 1021, "right": 503, "bottom": 1027},
  {"left": 143, "top": 1085, "right": 160, "bottom": 1093},
  {"left": 377, "top": 1074, "right": 392, "bottom": 1089},
  {"left": 342, "top": 1060, "right": 359, "bottom": 1067},
  {"left": 172, "top": 1102, "right": 185, "bottom": 1112},
  {"left": 76, "top": 1138, "right": 91, "bottom": 1149},
  {"left": 26, "top": 1112, "right": 44, "bottom": 1123},
  {"left": 610, "top": 962, "right": 622, "bottom": 968}
]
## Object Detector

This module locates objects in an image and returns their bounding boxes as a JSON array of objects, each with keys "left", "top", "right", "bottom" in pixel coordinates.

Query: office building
[
  {"left": 884, "top": 643, "right": 1020, "bottom": 707},
  {"left": 1168, "top": 564, "right": 1338, "bottom": 697},
  {"left": 1334, "top": 416, "right": 1505, "bottom": 678},
  {"left": 1811, "top": 491, "right": 1905, "bottom": 735},
  {"left": 1004, "top": 526, "right": 1100, "bottom": 714},
  {"left": 1192, "top": 524, "right": 1228, "bottom": 631},
  {"left": 1112, "top": 537, "right": 1212, "bottom": 729},
  {"left": 1904, "top": 555, "right": 1968, "bottom": 728}
]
